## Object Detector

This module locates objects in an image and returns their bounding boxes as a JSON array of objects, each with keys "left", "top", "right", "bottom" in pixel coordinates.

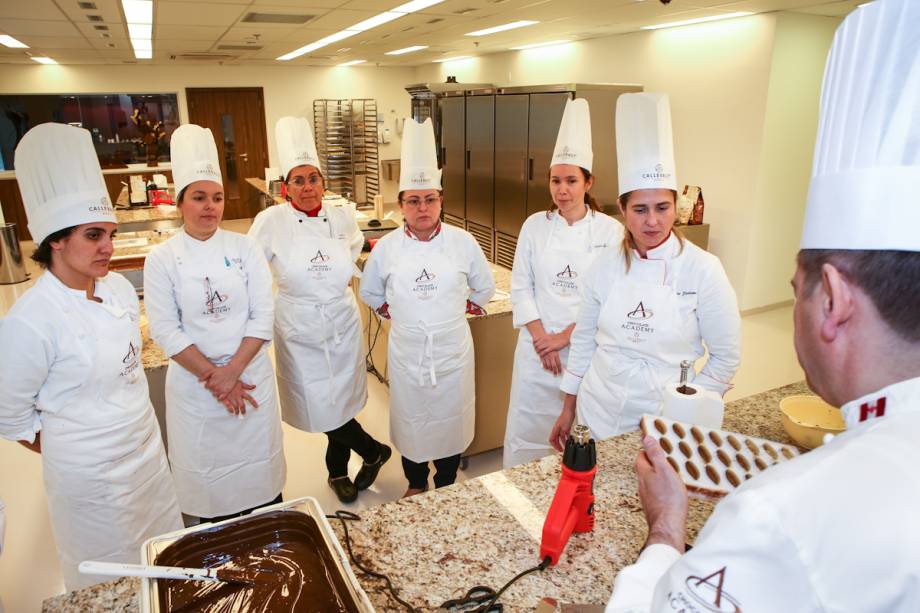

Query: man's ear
[{"left": 819, "top": 262, "right": 855, "bottom": 342}]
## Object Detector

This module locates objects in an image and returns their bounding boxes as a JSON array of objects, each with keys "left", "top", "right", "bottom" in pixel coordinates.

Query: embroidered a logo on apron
[
  {"left": 551, "top": 264, "right": 579, "bottom": 297},
  {"left": 308, "top": 249, "right": 333, "bottom": 279},
  {"left": 675, "top": 566, "right": 742, "bottom": 613},
  {"left": 203, "top": 276, "right": 231, "bottom": 319},
  {"left": 622, "top": 301, "right": 655, "bottom": 344},
  {"left": 413, "top": 268, "right": 438, "bottom": 300},
  {"left": 121, "top": 341, "right": 140, "bottom": 379}
]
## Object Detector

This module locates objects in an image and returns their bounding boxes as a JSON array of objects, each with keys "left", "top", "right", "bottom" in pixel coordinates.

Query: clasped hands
[
  {"left": 532, "top": 323, "right": 575, "bottom": 375},
  {"left": 199, "top": 363, "right": 259, "bottom": 416}
]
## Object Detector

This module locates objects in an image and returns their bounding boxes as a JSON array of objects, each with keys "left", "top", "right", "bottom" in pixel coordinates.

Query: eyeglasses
[
  {"left": 287, "top": 175, "right": 322, "bottom": 190},
  {"left": 401, "top": 196, "right": 440, "bottom": 208}
]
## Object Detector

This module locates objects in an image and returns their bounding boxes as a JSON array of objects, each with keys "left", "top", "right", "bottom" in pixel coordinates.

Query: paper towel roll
[{"left": 660, "top": 383, "right": 724, "bottom": 429}]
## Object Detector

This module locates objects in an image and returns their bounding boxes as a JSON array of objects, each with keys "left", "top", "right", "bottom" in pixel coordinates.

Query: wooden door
[{"left": 185, "top": 88, "right": 269, "bottom": 220}]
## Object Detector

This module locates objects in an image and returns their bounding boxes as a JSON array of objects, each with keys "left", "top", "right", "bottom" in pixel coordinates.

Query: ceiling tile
[
  {"left": 0, "top": 0, "right": 67, "bottom": 21},
  {"left": 156, "top": 24, "right": 228, "bottom": 39},
  {"left": 0, "top": 19, "right": 83, "bottom": 37},
  {"left": 156, "top": 1, "right": 248, "bottom": 26}
]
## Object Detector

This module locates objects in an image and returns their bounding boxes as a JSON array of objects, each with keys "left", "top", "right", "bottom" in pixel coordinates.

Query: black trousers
[
  {"left": 401, "top": 454, "right": 462, "bottom": 490},
  {"left": 199, "top": 492, "right": 283, "bottom": 525},
  {"left": 325, "top": 418, "right": 380, "bottom": 478}
]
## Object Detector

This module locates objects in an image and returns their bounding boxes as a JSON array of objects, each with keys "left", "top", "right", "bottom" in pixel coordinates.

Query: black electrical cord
[
  {"left": 325, "top": 511, "right": 417, "bottom": 613},
  {"left": 439, "top": 556, "right": 552, "bottom": 613},
  {"left": 364, "top": 305, "right": 388, "bottom": 384}
]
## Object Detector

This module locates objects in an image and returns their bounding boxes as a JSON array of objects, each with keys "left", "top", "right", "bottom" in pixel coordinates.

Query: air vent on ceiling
[
  {"left": 454, "top": 8, "right": 476, "bottom": 15},
  {"left": 106, "top": 42, "right": 116, "bottom": 48},
  {"left": 78, "top": 1, "right": 97, "bottom": 9},
  {"left": 94, "top": 25, "right": 108, "bottom": 31},
  {"left": 87, "top": 14, "right": 103, "bottom": 22},
  {"left": 217, "top": 44, "right": 263, "bottom": 51},
  {"left": 122, "top": 60, "right": 136, "bottom": 64},
  {"left": 427, "top": 18, "right": 444, "bottom": 24},
  {"left": 176, "top": 53, "right": 238, "bottom": 61},
  {"left": 242, "top": 12, "right": 314, "bottom": 24},
  {"left": 100, "top": 33, "right": 111, "bottom": 38},
  {"left": 400, "top": 26, "right": 414, "bottom": 32}
]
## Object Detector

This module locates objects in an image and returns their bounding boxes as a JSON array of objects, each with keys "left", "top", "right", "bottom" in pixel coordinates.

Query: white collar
[
  {"left": 634, "top": 231, "right": 680, "bottom": 260},
  {"left": 840, "top": 376, "right": 920, "bottom": 429},
  {"left": 554, "top": 206, "right": 592, "bottom": 228}
]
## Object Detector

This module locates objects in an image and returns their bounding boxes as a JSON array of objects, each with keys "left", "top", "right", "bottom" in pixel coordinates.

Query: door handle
[
  {"left": 528, "top": 158, "right": 534, "bottom": 181},
  {"left": 239, "top": 152, "right": 248, "bottom": 160}
]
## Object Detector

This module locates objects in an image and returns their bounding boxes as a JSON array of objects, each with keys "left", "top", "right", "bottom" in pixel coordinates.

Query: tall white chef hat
[
  {"left": 15, "top": 123, "right": 115, "bottom": 245},
  {"left": 275, "top": 116, "right": 321, "bottom": 180},
  {"left": 800, "top": 0, "right": 920, "bottom": 251},
  {"left": 399, "top": 118, "right": 441, "bottom": 192},
  {"left": 551, "top": 98, "right": 593, "bottom": 172},
  {"left": 615, "top": 93, "right": 677, "bottom": 197},
  {"left": 171, "top": 124, "right": 222, "bottom": 198}
]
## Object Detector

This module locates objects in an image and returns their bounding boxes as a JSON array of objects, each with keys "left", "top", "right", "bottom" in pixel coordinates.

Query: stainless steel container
[
  {"left": 0, "top": 223, "right": 28, "bottom": 285},
  {"left": 140, "top": 497, "right": 374, "bottom": 613}
]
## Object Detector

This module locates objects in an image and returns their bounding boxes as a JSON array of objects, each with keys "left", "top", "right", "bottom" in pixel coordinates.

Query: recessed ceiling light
[
  {"left": 510, "top": 39, "right": 570, "bottom": 50},
  {"left": 128, "top": 23, "right": 151, "bottom": 39},
  {"left": 641, "top": 11, "right": 753, "bottom": 30},
  {"left": 121, "top": 0, "right": 152, "bottom": 25},
  {"left": 466, "top": 20, "right": 538, "bottom": 36},
  {"left": 392, "top": 0, "right": 445, "bottom": 11},
  {"left": 0, "top": 35, "right": 29, "bottom": 48},
  {"left": 31, "top": 56, "right": 57, "bottom": 64},
  {"left": 134, "top": 48, "right": 152, "bottom": 59},
  {"left": 277, "top": 30, "right": 358, "bottom": 60},
  {"left": 433, "top": 55, "right": 471, "bottom": 62},
  {"left": 348, "top": 12, "right": 404, "bottom": 32},
  {"left": 338, "top": 59, "right": 366, "bottom": 66},
  {"left": 385, "top": 45, "right": 428, "bottom": 55},
  {"left": 131, "top": 39, "right": 152, "bottom": 51}
]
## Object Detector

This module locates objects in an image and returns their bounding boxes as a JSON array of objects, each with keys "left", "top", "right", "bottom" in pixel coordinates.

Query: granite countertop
[
  {"left": 41, "top": 380, "right": 812, "bottom": 612},
  {"left": 114, "top": 204, "right": 181, "bottom": 224}
]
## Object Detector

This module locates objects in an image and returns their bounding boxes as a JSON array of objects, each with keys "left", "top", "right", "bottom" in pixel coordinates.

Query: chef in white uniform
[
  {"left": 551, "top": 94, "right": 741, "bottom": 448},
  {"left": 144, "top": 124, "right": 286, "bottom": 523},
  {"left": 249, "top": 116, "right": 390, "bottom": 504},
  {"left": 607, "top": 2, "right": 920, "bottom": 610},
  {"left": 360, "top": 118, "right": 495, "bottom": 496},
  {"left": 0, "top": 123, "right": 182, "bottom": 590},
  {"left": 504, "top": 99, "right": 622, "bottom": 468}
]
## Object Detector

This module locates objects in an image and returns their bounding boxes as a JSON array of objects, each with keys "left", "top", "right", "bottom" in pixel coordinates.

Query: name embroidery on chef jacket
[
  {"left": 667, "top": 566, "right": 742, "bottom": 613},
  {"left": 412, "top": 268, "right": 438, "bottom": 300},
  {"left": 121, "top": 341, "right": 141, "bottom": 380},
  {"left": 308, "top": 249, "right": 333, "bottom": 279},
  {"left": 622, "top": 300, "right": 656, "bottom": 344},
  {"left": 203, "top": 275, "right": 231, "bottom": 320},
  {"left": 551, "top": 265, "right": 579, "bottom": 297}
]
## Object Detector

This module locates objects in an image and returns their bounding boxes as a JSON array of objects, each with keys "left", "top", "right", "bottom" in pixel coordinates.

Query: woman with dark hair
[
  {"left": 503, "top": 99, "right": 622, "bottom": 468},
  {"left": 248, "top": 117, "right": 390, "bottom": 504},
  {"left": 0, "top": 123, "right": 182, "bottom": 589},
  {"left": 144, "top": 124, "right": 285, "bottom": 523},
  {"left": 551, "top": 93, "right": 741, "bottom": 449}
]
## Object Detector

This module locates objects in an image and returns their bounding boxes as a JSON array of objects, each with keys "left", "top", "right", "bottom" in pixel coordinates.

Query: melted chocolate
[{"left": 155, "top": 510, "right": 360, "bottom": 613}]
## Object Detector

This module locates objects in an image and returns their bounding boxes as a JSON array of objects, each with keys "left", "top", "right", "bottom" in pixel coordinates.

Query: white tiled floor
[{"left": 0, "top": 305, "right": 802, "bottom": 612}]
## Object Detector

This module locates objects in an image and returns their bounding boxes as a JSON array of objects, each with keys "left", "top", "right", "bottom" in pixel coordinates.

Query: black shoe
[
  {"left": 354, "top": 444, "right": 392, "bottom": 491},
  {"left": 328, "top": 476, "right": 358, "bottom": 503}
]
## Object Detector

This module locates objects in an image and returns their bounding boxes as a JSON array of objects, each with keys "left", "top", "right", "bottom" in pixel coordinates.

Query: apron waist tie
[
  {"left": 314, "top": 303, "right": 342, "bottom": 392},
  {"left": 416, "top": 321, "right": 437, "bottom": 387}
]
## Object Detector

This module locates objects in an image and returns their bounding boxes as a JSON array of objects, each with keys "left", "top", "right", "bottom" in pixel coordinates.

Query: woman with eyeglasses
[
  {"left": 248, "top": 117, "right": 390, "bottom": 504},
  {"left": 360, "top": 119, "right": 495, "bottom": 497}
]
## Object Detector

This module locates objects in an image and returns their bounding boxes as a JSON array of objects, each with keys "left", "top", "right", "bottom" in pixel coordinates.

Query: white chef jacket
[
  {"left": 607, "top": 376, "right": 920, "bottom": 613},
  {"left": 359, "top": 224, "right": 495, "bottom": 314},
  {"left": 511, "top": 209, "right": 623, "bottom": 329},
  {"left": 560, "top": 233, "right": 741, "bottom": 397}
]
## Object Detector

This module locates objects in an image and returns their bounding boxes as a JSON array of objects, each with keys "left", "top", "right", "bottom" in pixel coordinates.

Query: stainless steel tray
[{"left": 139, "top": 496, "right": 374, "bottom": 612}]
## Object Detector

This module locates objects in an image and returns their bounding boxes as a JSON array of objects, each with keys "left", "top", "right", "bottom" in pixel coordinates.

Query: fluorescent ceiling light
[
  {"left": 277, "top": 30, "right": 358, "bottom": 60},
  {"left": 392, "top": 0, "right": 445, "bottom": 12},
  {"left": 127, "top": 23, "right": 151, "bottom": 39},
  {"left": 131, "top": 39, "right": 152, "bottom": 51},
  {"left": 641, "top": 11, "right": 753, "bottom": 30},
  {"left": 433, "top": 55, "right": 471, "bottom": 63},
  {"left": 121, "top": 0, "right": 152, "bottom": 25},
  {"left": 511, "top": 39, "right": 570, "bottom": 50},
  {"left": 348, "top": 12, "right": 404, "bottom": 32},
  {"left": 134, "top": 48, "right": 152, "bottom": 59},
  {"left": 30, "top": 56, "right": 57, "bottom": 64},
  {"left": 385, "top": 45, "right": 428, "bottom": 55},
  {"left": 0, "top": 35, "right": 28, "bottom": 48},
  {"left": 338, "top": 59, "right": 366, "bottom": 66},
  {"left": 466, "top": 20, "right": 538, "bottom": 37}
]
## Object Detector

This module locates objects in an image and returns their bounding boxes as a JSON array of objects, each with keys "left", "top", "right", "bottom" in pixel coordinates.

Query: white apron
[
  {"left": 273, "top": 206, "right": 366, "bottom": 433},
  {"left": 41, "top": 280, "right": 182, "bottom": 590},
  {"left": 387, "top": 235, "right": 475, "bottom": 463},
  {"left": 504, "top": 214, "right": 601, "bottom": 467},
  {"left": 164, "top": 233, "right": 285, "bottom": 518},
  {"left": 577, "top": 260, "right": 697, "bottom": 440}
]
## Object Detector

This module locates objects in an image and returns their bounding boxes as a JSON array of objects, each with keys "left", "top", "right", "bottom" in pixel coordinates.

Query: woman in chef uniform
[
  {"left": 360, "top": 118, "right": 495, "bottom": 497},
  {"left": 503, "top": 99, "right": 622, "bottom": 468},
  {"left": 550, "top": 94, "right": 741, "bottom": 448},
  {"left": 144, "top": 124, "right": 286, "bottom": 523},
  {"left": 0, "top": 123, "right": 182, "bottom": 590},
  {"left": 249, "top": 117, "right": 390, "bottom": 505}
]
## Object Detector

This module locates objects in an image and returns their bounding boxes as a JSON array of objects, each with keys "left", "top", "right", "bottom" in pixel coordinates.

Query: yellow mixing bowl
[{"left": 780, "top": 395, "right": 846, "bottom": 449}]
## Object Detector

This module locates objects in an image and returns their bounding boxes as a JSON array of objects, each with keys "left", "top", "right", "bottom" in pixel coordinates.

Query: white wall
[
  {"left": 414, "top": 11, "right": 840, "bottom": 310},
  {"left": 0, "top": 63, "right": 417, "bottom": 200}
]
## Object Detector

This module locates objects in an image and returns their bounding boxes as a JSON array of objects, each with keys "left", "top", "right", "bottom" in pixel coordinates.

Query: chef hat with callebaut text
[
  {"left": 171, "top": 124, "right": 223, "bottom": 198},
  {"left": 15, "top": 123, "right": 115, "bottom": 245},
  {"left": 276, "top": 116, "right": 321, "bottom": 180},
  {"left": 615, "top": 93, "right": 677, "bottom": 197},
  {"left": 398, "top": 118, "right": 441, "bottom": 192},
  {"left": 551, "top": 98, "right": 593, "bottom": 172},
  {"left": 800, "top": 0, "right": 920, "bottom": 251}
]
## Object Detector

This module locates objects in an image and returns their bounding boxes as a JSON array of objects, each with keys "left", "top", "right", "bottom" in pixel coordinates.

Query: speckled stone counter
[
  {"left": 41, "top": 381, "right": 811, "bottom": 612},
  {"left": 114, "top": 205, "right": 181, "bottom": 225}
]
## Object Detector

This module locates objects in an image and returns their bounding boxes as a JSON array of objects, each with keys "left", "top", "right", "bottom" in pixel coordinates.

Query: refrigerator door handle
[
  {"left": 466, "top": 150, "right": 471, "bottom": 170},
  {"left": 528, "top": 157, "right": 534, "bottom": 181}
]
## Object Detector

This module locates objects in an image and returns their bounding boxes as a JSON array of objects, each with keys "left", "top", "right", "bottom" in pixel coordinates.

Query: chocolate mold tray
[{"left": 640, "top": 414, "right": 801, "bottom": 498}]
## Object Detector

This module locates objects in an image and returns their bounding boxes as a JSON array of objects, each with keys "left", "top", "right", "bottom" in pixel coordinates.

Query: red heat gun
[{"left": 540, "top": 424, "right": 597, "bottom": 566}]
